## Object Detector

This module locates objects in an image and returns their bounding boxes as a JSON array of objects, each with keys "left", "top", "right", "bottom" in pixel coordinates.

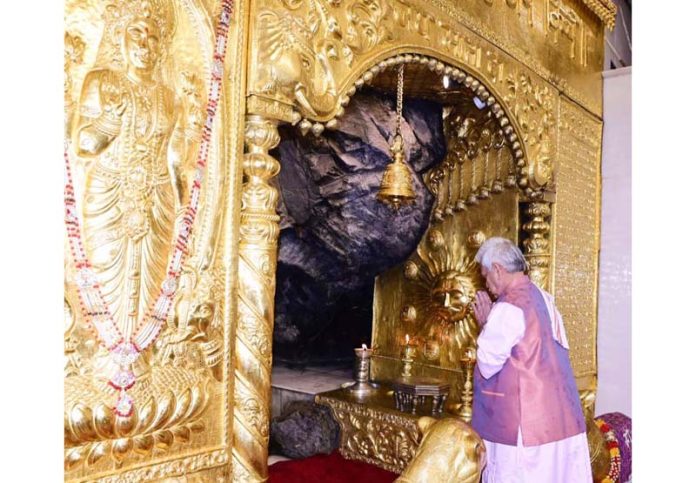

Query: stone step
[{"left": 271, "top": 365, "right": 353, "bottom": 419}]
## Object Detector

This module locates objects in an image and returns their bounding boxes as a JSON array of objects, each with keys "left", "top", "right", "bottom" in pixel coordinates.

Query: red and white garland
[
  {"left": 64, "top": 0, "right": 234, "bottom": 417},
  {"left": 595, "top": 417, "right": 622, "bottom": 483}
]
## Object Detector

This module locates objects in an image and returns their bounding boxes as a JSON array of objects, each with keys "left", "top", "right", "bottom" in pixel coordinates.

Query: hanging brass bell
[{"left": 377, "top": 134, "right": 416, "bottom": 209}]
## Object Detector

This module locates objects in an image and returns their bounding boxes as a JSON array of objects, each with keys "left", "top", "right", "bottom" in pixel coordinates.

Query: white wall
[
  {"left": 604, "top": 1, "right": 632, "bottom": 69},
  {"left": 595, "top": 67, "right": 632, "bottom": 417}
]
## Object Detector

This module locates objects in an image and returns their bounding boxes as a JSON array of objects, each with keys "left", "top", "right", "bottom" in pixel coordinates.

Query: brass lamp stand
[
  {"left": 456, "top": 347, "right": 477, "bottom": 423},
  {"left": 347, "top": 346, "right": 378, "bottom": 396}
]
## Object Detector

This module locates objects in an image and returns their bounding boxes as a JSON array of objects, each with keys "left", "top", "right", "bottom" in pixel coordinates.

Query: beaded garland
[
  {"left": 64, "top": 0, "right": 234, "bottom": 417},
  {"left": 595, "top": 417, "right": 622, "bottom": 483}
]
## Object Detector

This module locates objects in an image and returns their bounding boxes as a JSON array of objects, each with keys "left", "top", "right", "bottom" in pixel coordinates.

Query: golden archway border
[
  {"left": 234, "top": 0, "right": 613, "bottom": 477},
  {"left": 237, "top": 55, "right": 552, "bottom": 483},
  {"left": 292, "top": 49, "right": 549, "bottom": 197}
]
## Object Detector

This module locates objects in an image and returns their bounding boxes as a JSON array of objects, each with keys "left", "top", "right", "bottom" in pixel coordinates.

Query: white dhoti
[{"left": 482, "top": 428, "right": 592, "bottom": 483}]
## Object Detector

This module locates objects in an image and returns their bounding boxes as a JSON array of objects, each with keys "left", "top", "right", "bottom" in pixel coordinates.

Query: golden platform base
[{"left": 316, "top": 384, "right": 455, "bottom": 474}]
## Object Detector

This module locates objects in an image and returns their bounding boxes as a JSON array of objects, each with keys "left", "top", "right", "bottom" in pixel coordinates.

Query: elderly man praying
[{"left": 471, "top": 237, "right": 591, "bottom": 483}]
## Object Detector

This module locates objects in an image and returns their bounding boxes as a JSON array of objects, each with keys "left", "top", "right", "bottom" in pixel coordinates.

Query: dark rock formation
[
  {"left": 270, "top": 401, "right": 341, "bottom": 459},
  {"left": 272, "top": 88, "right": 446, "bottom": 364}
]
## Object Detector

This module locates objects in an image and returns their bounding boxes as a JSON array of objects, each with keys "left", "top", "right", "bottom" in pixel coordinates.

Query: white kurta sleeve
[
  {"left": 476, "top": 302, "right": 526, "bottom": 379},
  {"left": 539, "top": 288, "right": 570, "bottom": 349}
]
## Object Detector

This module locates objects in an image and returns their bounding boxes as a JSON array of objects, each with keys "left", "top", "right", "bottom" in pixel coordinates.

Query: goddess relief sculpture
[
  {"left": 64, "top": 0, "right": 218, "bottom": 469},
  {"left": 73, "top": 0, "right": 202, "bottom": 382}
]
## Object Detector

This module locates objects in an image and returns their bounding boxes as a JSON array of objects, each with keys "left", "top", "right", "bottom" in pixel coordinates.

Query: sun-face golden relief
[{"left": 400, "top": 229, "right": 484, "bottom": 365}]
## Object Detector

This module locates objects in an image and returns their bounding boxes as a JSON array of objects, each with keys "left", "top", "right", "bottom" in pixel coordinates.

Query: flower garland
[
  {"left": 64, "top": 0, "right": 234, "bottom": 417},
  {"left": 595, "top": 417, "right": 622, "bottom": 483}
]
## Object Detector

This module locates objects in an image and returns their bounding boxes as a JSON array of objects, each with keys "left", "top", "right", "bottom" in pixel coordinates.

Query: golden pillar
[
  {"left": 233, "top": 115, "right": 281, "bottom": 481},
  {"left": 522, "top": 202, "right": 552, "bottom": 290}
]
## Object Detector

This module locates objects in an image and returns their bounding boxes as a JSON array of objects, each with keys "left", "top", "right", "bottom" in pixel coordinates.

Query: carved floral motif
[
  {"left": 317, "top": 396, "right": 421, "bottom": 473},
  {"left": 503, "top": 70, "right": 557, "bottom": 190}
]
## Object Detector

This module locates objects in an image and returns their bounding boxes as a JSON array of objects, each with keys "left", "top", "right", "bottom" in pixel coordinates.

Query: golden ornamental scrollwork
[
  {"left": 94, "top": 450, "right": 229, "bottom": 483},
  {"left": 249, "top": 0, "right": 607, "bottom": 126},
  {"left": 233, "top": 115, "right": 282, "bottom": 483},
  {"left": 345, "top": 0, "right": 394, "bottom": 54},
  {"left": 502, "top": 70, "right": 557, "bottom": 193},
  {"left": 426, "top": 0, "right": 606, "bottom": 115},
  {"left": 580, "top": 0, "right": 617, "bottom": 30},
  {"left": 317, "top": 396, "right": 422, "bottom": 474},
  {"left": 150, "top": 463, "right": 231, "bottom": 483},
  {"left": 521, "top": 202, "right": 552, "bottom": 290},
  {"left": 247, "top": 0, "right": 569, "bottom": 199}
]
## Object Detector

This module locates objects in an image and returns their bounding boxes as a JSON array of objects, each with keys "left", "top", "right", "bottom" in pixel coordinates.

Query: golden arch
[
  {"left": 63, "top": 0, "right": 611, "bottom": 480},
  {"left": 247, "top": 0, "right": 558, "bottom": 194},
  {"left": 238, "top": 2, "right": 561, "bottom": 476},
  {"left": 293, "top": 49, "right": 544, "bottom": 196}
]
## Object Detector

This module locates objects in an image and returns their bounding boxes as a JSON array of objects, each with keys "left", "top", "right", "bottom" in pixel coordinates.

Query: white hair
[{"left": 474, "top": 237, "right": 527, "bottom": 273}]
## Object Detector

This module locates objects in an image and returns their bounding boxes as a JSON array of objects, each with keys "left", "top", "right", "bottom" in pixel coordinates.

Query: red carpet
[{"left": 268, "top": 451, "right": 398, "bottom": 483}]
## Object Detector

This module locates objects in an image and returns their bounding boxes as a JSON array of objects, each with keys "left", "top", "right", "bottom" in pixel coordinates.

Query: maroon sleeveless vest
[{"left": 472, "top": 276, "right": 585, "bottom": 446}]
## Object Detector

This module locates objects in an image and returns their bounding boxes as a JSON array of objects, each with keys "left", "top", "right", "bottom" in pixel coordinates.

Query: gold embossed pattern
[
  {"left": 553, "top": 98, "right": 602, "bottom": 379},
  {"left": 65, "top": 0, "right": 242, "bottom": 480},
  {"left": 317, "top": 391, "right": 422, "bottom": 474}
]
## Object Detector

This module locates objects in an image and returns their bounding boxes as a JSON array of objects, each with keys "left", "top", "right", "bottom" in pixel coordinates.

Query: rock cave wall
[{"left": 272, "top": 89, "right": 446, "bottom": 365}]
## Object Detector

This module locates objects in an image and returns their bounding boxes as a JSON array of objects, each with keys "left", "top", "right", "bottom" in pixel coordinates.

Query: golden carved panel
[
  {"left": 64, "top": 0, "right": 246, "bottom": 480},
  {"left": 553, "top": 97, "right": 602, "bottom": 383},
  {"left": 151, "top": 463, "right": 231, "bottom": 483},
  {"left": 428, "top": 0, "right": 605, "bottom": 115},
  {"left": 316, "top": 389, "right": 422, "bottom": 474},
  {"left": 372, "top": 189, "right": 518, "bottom": 389},
  {"left": 246, "top": 0, "right": 604, "bottom": 127},
  {"left": 501, "top": 69, "right": 560, "bottom": 190},
  {"left": 92, "top": 451, "right": 229, "bottom": 483},
  {"left": 246, "top": 0, "right": 566, "bottom": 199}
]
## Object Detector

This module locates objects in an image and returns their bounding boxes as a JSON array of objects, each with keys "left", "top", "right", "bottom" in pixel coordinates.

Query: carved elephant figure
[
  {"left": 256, "top": 9, "right": 338, "bottom": 117},
  {"left": 396, "top": 416, "right": 485, "bottom": 483}
]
